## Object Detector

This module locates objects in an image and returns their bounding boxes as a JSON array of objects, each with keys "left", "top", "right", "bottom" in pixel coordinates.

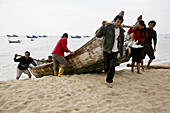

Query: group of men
[
  {"left": 96, "top": 15, "right": 157, "bottom": 88},
  {"left": 14, "top": 14, "right": 157, "bottom": 89}
]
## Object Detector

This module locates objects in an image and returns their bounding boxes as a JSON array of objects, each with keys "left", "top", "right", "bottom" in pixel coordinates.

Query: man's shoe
[{"left": 105, "top": 82, "right": 113, "bottom": 88}]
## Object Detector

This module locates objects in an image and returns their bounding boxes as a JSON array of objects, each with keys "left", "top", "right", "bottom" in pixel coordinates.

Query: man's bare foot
[{"left": 146, "top": 66, "right": 151, "bottom": 69}]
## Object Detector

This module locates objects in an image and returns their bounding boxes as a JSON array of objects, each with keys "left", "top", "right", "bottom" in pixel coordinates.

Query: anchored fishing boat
[
  {"left": 83, "top": 35, "right": 90, "bottom": 38},
  {"left": 8, "top": 40, "right": 21, "bottom": 43},
  {"left": 70, "top": 35, "right": 81, "bottom": 38},
  {"left": 8, "top": 37, "right": 21, "bottom": 43},
  {"left": 26, "top": 35, "right": 38, "bottom": 38},
  {"left": 7, "top": 35, "right": 18, "bottom": 37},
  {"left": 38, "top": 35, "right": 47, "bottom": 38}
]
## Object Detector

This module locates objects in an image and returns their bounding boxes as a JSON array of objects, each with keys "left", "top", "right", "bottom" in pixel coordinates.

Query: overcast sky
[{"left": 0, "top": 0, "right": 170, "bottom": 35}]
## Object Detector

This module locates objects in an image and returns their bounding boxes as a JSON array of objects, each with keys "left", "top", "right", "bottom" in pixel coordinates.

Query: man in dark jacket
[
  {"left": 14, "top": 51, "right": 37, "bottom": 80},
  {"left": 141, "top": 20, "right": 157, "bottom": 70},
  {"left": 96, "top": 15, "right": 125, "bottom": 88}
]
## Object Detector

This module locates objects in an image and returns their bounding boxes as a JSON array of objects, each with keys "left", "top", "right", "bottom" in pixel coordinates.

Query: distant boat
[
  {"left": 9, "top": 40, "right": 21, "bottom": 43},
  {"left": 38, "top": 35, "right": 47, "bottom": 38},
  {"left": 71, "top": 35, "right": 81, "bottom": 38},
  {"left": 83, "top": 35, "right": 90, "bottom": 38},
  {"left": 8, "top": 37, "right": 21, "bottom": 43},
  {"left": 26, "top": 35, "right": 38, "bottom": 38},
  {"left": 7, "top": 35, "right": 18, "bottom": 37}
]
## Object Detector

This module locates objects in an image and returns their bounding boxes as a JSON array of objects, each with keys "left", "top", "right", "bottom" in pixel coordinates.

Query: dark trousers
[
  {"left": 103, "top": 51, "right": 118, "bottom": 83},
  {"left": 131, "top": 48, "right": 141, "bottom": 63}
]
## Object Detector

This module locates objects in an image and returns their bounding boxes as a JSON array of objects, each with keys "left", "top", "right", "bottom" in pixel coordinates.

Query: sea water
[{"left": 0, "top": 35, "right": 169, "bottom": 81}]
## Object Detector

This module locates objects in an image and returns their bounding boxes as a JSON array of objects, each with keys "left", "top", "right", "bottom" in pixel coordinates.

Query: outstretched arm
[
  {"left": 32, "top": 60, "right": 37, "bottom": 66},
  {"left": 127, "top": 28, "right": 136, "bottom": 34}
]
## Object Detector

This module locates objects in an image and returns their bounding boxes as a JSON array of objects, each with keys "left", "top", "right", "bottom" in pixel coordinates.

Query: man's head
[
  {"left": 25, "top": 51, "right": 30, "bottom": 59},
  {"left": 114, "top": 15, "right": 124, "bottom": 28},
  {"left": 48, "top": 56, "right": 52, "bottom": 62},
  {"left": 62, "top": 33, "right": 68, "bottom": 38},
  {"left": 148, "top": 20, "right": 156, "bottom": 29},
  {"left": 136, "top": 20, "right": 145, "bottom": 29}
]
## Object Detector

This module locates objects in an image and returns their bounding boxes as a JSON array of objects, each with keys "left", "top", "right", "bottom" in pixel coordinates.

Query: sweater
[
  {"left": 128, "top": 28, "right": 148, "bottom": 44},
  {"left": 143, "top": 28, "right": 157, "bottom": 45},
  {"left": 14, "top": 57, "right": 37, "bottom": 70},
  {"left": 52, "top": 38, "right": 70, "bottom": 57}
]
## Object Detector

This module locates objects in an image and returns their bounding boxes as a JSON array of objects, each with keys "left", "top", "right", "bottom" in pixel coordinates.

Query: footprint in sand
[{"left": 37, "top": 94, "right": 44, "bottom": 99}]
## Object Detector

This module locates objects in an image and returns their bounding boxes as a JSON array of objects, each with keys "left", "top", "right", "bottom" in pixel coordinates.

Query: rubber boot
[
  {"left": 54, "top": 71, "right": 57, "bottom": 76},
  {"left": 58, "top": 68, "right": 65, "bottom": 77}
]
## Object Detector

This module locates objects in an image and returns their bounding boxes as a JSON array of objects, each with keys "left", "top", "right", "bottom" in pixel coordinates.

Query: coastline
[{"left": 0, "top": 63, "right": 170, "bottom": 112}]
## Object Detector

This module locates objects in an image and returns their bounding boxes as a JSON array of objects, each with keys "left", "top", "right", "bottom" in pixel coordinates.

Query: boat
[
  {"left": 26, "top": 35, "right": 38, "bottom": 38},
  {"left": 29, "top": 11, "right": 132, "bottom": 78},
  {"left": 83, "top": 35, "right": 90, "bottom": 38},
  {"left": 70, "top": 35, "right": 81, "bottom": 38},
  {"left": 38, "top": 35, "right": 47, "bottom": 38},
  {"left": 8, "top": 37, "right": 21, "bottom": 43},
  {"left": 9, "top": 40, "right": 21, "bottom": 43},
  {"left": 7, "top": 35, "right": 18, "bottom": 37},
  {"left": 29, "top": 36, "right": 131, "bottom": 78}
]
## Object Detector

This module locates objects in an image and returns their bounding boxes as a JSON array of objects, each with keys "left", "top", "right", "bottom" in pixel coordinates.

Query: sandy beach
[{"left": 0, "top": 64, "right": 170, "bottom": 113}]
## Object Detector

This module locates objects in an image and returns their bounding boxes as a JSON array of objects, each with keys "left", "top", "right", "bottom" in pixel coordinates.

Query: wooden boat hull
[{"left": 29, "top": 37, "right": 131, "bottom": 78}]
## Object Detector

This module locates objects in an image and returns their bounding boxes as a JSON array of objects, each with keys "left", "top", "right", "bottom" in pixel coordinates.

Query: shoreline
[
  {"left": 0, "top": 63, "right": 170, "bottom": 112},
  {"left": 1, "top": 61, "right": 170, "bottom": 82}
]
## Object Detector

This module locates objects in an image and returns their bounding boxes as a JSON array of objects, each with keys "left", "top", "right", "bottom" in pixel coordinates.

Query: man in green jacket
[{"left": 96, "top": 15, "right": 125, "bottom": 88}]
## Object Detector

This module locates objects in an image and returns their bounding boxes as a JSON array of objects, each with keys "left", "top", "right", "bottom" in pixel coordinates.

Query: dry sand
[{"left": 0, "top": 64, "right": 170, "bottom": 113}]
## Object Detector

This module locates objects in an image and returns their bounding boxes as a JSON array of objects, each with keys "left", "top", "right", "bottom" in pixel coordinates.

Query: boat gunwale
[{"left": 66, "top": 36, "right": 97, "bottom": 58}]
